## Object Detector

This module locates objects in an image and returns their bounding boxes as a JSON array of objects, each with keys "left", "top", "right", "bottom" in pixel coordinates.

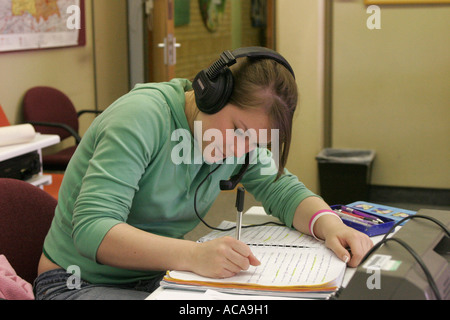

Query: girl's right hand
[{"left": 190, "top": 236, "right": 260, "bottom": 279}]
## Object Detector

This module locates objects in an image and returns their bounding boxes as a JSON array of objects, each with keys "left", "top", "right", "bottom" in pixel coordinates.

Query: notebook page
[
  {"left": 168, "top": 246, "right": 345, "bottom": 287},
  {"left": 198, "top": 221, "right": 323, "bottom": 248}
]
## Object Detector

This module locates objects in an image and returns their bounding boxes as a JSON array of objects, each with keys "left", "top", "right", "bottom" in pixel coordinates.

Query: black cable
[
  {"left": 193, "top": 164, "right": 224, "bottom": 231},
  {"left": 193, "top": 164, "right": 284, "bottom": 232}
]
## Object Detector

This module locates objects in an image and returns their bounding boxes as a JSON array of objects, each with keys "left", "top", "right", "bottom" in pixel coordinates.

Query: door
[
  {"left": 146, "top": 0, "right": 275, "bottom": 82},
  {"left": 146, "top": 0, "right": 178, "bottom": 82}
]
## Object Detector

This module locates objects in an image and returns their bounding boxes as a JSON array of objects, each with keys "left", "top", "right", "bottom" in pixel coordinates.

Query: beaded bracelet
[{"left": 308, "top": 209, "right": 342, "bottom": 240}]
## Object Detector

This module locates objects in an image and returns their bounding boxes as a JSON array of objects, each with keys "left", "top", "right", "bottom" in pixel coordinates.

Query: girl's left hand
[{"left": 323, "top": 224, "right": 373, "bottom": 267}]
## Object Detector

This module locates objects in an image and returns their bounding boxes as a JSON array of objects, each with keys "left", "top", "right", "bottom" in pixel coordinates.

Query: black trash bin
[{"left": 316, "top": 148, "right": 375, "bottom": 205}]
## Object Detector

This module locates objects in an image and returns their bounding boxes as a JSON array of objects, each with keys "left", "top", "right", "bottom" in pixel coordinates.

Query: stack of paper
[
  {"left": 161, "top": 222, "right": 346, "bottom": 299},
  {"left": 0, "top": 124, "right": 36, "bottom": 147}
]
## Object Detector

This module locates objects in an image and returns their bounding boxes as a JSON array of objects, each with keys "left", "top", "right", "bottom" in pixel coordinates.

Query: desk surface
[
  {"left": 0, "top": 133, "right": 60, "bottom": 161},
  {"left": 0, "top": 133, "right": 60, "bottom": 187},
  {"left": 147, "top": 206, "right": 395, "bottom": 300}
]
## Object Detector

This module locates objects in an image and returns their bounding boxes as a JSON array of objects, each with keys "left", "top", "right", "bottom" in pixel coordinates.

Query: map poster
[{"left": 0, "top": 0, "right": 85, "bottom": 53}]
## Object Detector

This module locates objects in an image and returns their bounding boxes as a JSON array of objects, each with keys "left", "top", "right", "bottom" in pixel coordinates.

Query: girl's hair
[{"left": 228, "top": 58, "right": 298, "bottom": 179}]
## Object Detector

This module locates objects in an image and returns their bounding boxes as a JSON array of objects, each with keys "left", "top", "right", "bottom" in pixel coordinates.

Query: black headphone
[{"left": 192, "top": 46, "right": 295, "bottom": 115}]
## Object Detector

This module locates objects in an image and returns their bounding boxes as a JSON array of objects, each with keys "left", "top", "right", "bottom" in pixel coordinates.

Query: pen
[
  {"left": 334, "top": 210, "right": 375, "bottom": 227},
  {"left": 235, "top": 187, "right": 245, "bottom": 241},
  {"left": 339, "top": 209, "right": 379, "bottom": 223},
  {"left": 341, "top": 206, "right": 384, "bottom": 224}
]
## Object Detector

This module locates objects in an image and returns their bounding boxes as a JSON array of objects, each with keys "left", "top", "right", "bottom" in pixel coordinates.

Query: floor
[{"left": 43, "top": 173, "right": 64, "bottom": 200}]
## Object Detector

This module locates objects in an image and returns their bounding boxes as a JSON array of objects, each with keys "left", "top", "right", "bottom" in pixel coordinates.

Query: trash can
[{"left": 316, "top": 148, "right": 375, "bottom": 205}]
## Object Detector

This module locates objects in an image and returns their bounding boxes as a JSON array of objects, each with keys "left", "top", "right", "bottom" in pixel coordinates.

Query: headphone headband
[
  {"left": 231, "top": 47, "right": 295, "bottom": 79},
  {"left": 193, "top": 46, "right": 295, "bottom": 114},
  {"left": 206, "top": 47, "right": 295, "bottom": 80}
]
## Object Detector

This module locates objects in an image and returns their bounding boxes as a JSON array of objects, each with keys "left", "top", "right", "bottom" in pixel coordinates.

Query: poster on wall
[
  {"left": 0, "top": 0, "right": 85, "bottom": 53},
  {"left": 174, "top": 0, "right": 190, "bottom": 27},
  {"left": 251, "top": 0, "right": 266, "bottom": 28},
  {"left": 199, "top": 0, "right": 226, "bottom": 33}
]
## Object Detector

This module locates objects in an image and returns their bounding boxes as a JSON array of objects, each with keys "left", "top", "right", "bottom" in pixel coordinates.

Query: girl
[{"left": 34, "top": 48, "right": 372, "bottom": 300}]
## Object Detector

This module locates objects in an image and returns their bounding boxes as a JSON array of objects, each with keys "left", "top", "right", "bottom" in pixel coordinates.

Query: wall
[
  {"left": 277, "top": 0, "right": 450, "bottom": 193},
  {"left": 277, "top": 0, "right": 326, "bottom": 193},
  {"left": 332, "top": 1, "right": 450, "bottom": 189},
  {"left": 0, "top": 0, "right": 129, "bottom": 138}
]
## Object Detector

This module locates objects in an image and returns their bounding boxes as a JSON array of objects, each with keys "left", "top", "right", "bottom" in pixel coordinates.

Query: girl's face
[{"left": 194, "top": 104, "right": 272, "bottom": 163}]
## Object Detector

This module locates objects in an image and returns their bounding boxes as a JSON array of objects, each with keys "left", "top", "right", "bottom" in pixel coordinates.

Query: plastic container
[{"left": 330, "top": 204, "right": 395, "bottom": 237}]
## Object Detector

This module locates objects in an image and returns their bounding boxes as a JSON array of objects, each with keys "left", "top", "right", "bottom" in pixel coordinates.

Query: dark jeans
[{"left": 33, "top": 269, "right": 163, "bottom": 300}]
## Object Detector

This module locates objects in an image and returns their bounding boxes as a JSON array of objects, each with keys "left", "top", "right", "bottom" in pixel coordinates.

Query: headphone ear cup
[
  {"left": 210, "top": 67, "right": 234, "bottom": 114},
  {"left": 193, "top": 67, "right": 234, "bottom": 114}
]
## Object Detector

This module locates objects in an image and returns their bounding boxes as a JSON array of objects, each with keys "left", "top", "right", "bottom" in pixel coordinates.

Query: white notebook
[{"left": 161, "top": 221, "right": 346, "bottom": 298}]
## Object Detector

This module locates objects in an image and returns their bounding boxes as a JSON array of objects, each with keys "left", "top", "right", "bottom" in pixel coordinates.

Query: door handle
[{"left": 157, "top": 35, "right": 180, "bottom": 66}]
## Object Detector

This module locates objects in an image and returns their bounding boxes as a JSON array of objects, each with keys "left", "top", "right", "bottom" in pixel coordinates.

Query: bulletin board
[{"left": 0, "top": 0, "right": 86, "bottom": 53}]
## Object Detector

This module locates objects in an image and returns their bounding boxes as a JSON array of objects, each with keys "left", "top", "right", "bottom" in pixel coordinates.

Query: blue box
[
  {"left": 346, "top": 201, "right": 417, "bottom": 226},
  {"left": 331, "top": 204, "right": 396, "bottom": 237}
]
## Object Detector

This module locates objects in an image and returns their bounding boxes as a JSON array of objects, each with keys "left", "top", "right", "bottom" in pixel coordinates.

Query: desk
[
  {"left": 0, "top": 133, "right": 60, "bottom": 188},
  {"left": 147, "top": 206, "right": 397, "bottom": 300}
]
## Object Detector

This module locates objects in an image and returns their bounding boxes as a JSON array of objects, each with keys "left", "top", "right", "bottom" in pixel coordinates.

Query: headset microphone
[
  {"left": 219, "top": 153, "right": 250, "bottom": 191},
  {"left": 194, "top": 152, "right": 283, "bottom": 232}
]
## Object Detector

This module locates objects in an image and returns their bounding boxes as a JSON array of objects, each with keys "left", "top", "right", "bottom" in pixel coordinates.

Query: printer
[{"left": 336, "top": 209, "right": 449, "bottom": 300}]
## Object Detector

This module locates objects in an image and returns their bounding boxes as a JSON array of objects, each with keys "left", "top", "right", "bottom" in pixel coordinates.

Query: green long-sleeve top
[{"left": 43, "top": 79, "right": 318, "bottom": 284}]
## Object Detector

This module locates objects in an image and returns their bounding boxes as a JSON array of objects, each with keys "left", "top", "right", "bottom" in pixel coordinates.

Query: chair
[
  {"left": 0, "top": 178, "right": 57, "bottom": 285},
  {"left": 0, "top": 104, "right": 10, "bottom": 127},
  {"left": 22, "top": 86, "right": 102, "bottom": 171}
]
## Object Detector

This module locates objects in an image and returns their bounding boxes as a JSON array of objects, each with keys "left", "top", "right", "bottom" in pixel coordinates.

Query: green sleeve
[
  {"left": 71, "top": 93, "right": 170, "bottom": 261},
  {"left": 241, "top": 148, "right": 320, "bottom": 228}
]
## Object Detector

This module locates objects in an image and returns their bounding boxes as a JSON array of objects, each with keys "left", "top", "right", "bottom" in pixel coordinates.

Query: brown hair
[{"left": 228, "top": 58, "right": 298, "bottom": 179}]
